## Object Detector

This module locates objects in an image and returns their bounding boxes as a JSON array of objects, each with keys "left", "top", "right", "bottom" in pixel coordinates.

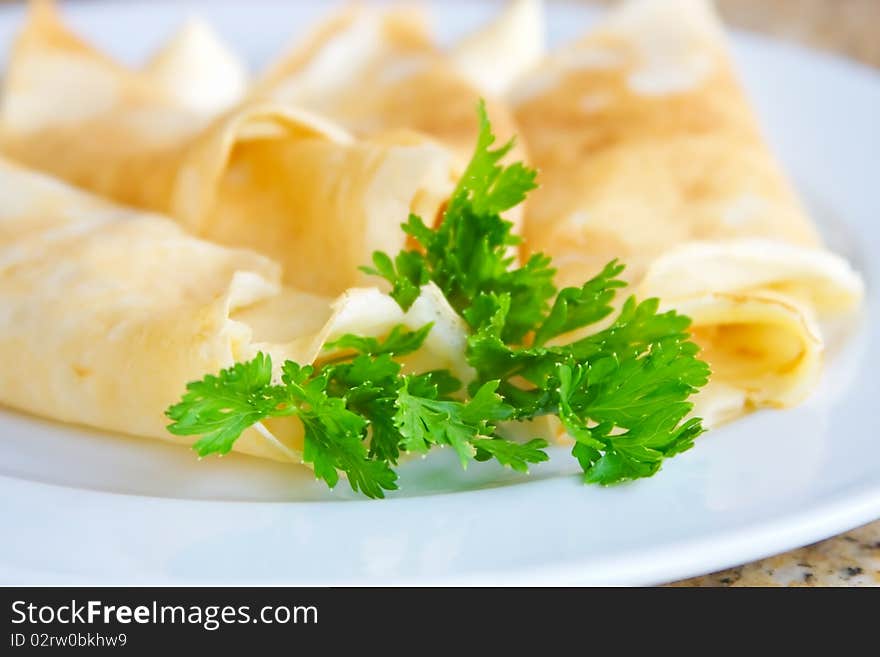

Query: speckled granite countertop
[
  {"left": 671, "top": 523, "right": 880, "bottom": 586},
  {"left": 589, "top": 0, "right": 880, "bottom": 68},
  {"left": 588, "top": 0, "right": 880, "bottom": 587}
]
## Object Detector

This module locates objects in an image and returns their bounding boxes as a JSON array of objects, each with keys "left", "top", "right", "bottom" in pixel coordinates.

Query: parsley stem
[{"left": 253, "top": 421, "right": 300, "bottom": 462}]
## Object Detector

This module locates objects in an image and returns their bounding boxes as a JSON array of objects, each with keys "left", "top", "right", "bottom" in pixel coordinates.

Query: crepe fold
[
  {"left": 510, "top": 0, "right": 863, "bottom": 425},
  {"left": 0, "top": 1, "right": 456, "bottom": 297},
  {"left": 0, "top": 157, "right": 469, "bottom": 462},
  {"left": 254, "top": 3, "right": 524, "bottom": 163},
  {"left": 450, "top": 0, "right": 546, "bottom": 99}
]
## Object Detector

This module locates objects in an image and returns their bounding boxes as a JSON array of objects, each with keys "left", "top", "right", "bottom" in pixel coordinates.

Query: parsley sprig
[
  {"left": 364, "top": 102, "right": 710, "bottom": 486},
  {"left": 166, "top": 102, "right": 709, "bottom": 498},
  {"left": 167, "top": 325, "right": 548, "bottom": 498}
]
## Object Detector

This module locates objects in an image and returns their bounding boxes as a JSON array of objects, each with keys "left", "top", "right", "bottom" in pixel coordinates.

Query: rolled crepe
[
  {"left": 254, "top": 3, "right": 524, "bottom": 164},
  {"left": 510, "top": 0, "right": 863, "bottom": 424},
  {"left": 0, "top": 157, "right": 469, "bottom": 462},
  {"left": 0, "top": 1, "right": 456, "bottom": 297}
]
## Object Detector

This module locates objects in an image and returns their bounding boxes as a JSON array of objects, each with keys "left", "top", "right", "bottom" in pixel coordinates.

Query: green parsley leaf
[
  {"left": 557, "top": 331, "right": 710, "bottom": 485},
  {"left": 166, "top": 353, "right": 293, "bottom": 457},
  {"left": 533, "top": 260, "right": 626, "bottom": 346},
  {"left": 473, "top": 437, "right": 550, "bottom": 473},
  {"left": 394, "top": 378, "right": 524, "bottom": 469},
  {"left": 325, "top": 323, "right": 433, "bottom": 358},
  {"left": 359, "top": 249, "right": 427, "bottom": 311},
  {"left": 449, "top": 101, "right": 537, "bottom": 217},
  {"left": 325, "top": 353, "right": 405, "bottom": 464},
  {"left": 282, "top": 361, "right": 399, "bottom": 497}
]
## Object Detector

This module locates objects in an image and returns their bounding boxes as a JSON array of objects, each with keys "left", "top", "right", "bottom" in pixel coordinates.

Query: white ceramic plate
[{"left": 0, "top": 0, "right": 878, "bottom": 585}]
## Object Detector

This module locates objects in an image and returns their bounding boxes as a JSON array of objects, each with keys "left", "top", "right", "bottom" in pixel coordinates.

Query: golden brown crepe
[
  {"left": 254, "top": 2, "right": 524, "bottom": 164},
  {"left": 510, "top": 0, "right": 863, "bottom": 424},
  {"left": 173, "top": 108, "right": 454, "bottom": 296},
  {"left": 0, "top": 156, "right": 469, "bottom": 462},
  {"left": 0, "top": 1, "right": 456, "bottom": 297}
]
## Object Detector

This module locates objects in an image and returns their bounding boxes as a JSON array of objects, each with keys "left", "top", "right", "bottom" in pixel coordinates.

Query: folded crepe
[
  {"left": 0, "top": 156, "right": 469, "bottom": 462},
  {"left": 143, "top": 17, "right": 249, "bottom": 116},
  {"left": 510, "top": 0, "right": 863, "bottom": 424},
  {"left": 253, "top": 3, "right": 525, "bottom": 164},
  {"left": 0, "top": 1, "right": 456, "bottom": 297},
  {"left": 449, "top": 0, "right": 546, "bottom": 100}
]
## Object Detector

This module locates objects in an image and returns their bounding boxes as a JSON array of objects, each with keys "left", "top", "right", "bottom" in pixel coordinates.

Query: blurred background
[
  {"left": 593, "top": 0, "right": 879, "bottom": 67},
  {"left": 0, "top": 1, "right": 876, "bottom": 67}
]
